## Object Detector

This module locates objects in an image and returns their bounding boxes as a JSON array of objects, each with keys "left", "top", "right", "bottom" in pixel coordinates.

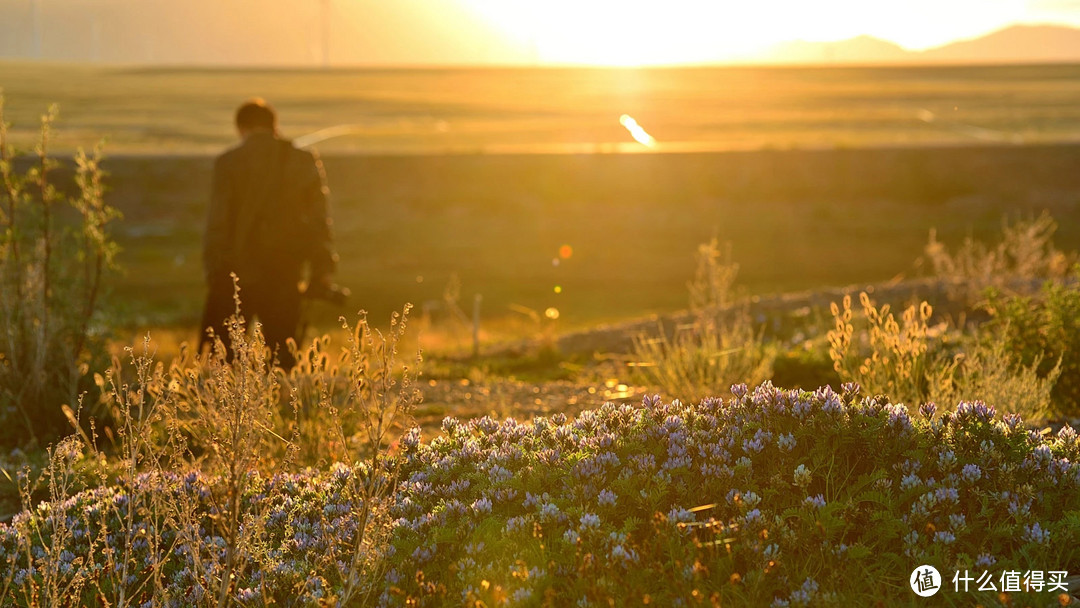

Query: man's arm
[{"left": 203, "top": 155, "right": 235, "bottom": 284}]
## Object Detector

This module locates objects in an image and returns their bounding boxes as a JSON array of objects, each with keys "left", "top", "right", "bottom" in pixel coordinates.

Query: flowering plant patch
[
  {"left": 2, "top": 465, "right": 387, "bottom": 606},
  {"left": 388, "top": 383, "right": 1080, "bottom": 606},
  {"left": 4, "top": 383, "right": 1080, "bottom": 606}
]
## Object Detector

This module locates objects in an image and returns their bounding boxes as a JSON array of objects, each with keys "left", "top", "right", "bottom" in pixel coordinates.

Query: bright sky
[
  {"left": 459, "top": 0, "right": 1080, "bottom": 65},
  {"left": 5, "top": 0, "right": 1080, "bottom": 66}
]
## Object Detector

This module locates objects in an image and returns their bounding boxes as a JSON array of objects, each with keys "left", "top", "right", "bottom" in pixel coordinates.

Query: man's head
[{"left": 235, "top": 99, "right": 277, "bottom": 139}]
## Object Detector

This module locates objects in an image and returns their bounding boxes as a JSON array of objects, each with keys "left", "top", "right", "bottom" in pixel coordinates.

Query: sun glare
[{"left": 459, "top": 0, "right": 1037, "bottom": 66}]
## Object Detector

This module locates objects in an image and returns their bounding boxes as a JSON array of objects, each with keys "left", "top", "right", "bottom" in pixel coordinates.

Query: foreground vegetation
[
  {"left": 2, "top": 245, "right": 1078, "bottom": 605},
  {"left": 3, "top": 377, "right": 1079, "bottom": 606},
  {"left": 4, "top": 98, "right": 1080, "bottom": 606}
]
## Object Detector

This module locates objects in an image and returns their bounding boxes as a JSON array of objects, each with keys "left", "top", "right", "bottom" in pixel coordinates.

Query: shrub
[
  {"left": 982, "top": 275, "right": 1080, "bottom": 416},
  {"left": 829, "top": 292, "right": 1059, "bottom": 421},
  {"left": 924, "top": 212, "right": 1071, "bottom": 303},
  {"left": 928, "top": 336, "right": 1060, "bottom": 426},
  {"left": 632, "top": 317, "right": 775, "bottom": 405},
  {"left": 0, "top": 99, "right": 119, "bottom": 444}
]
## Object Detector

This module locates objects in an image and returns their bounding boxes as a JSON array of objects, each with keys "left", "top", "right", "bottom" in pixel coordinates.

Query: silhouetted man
[{"left": 200, "top": 99, "right": 337, "bottom": 368}]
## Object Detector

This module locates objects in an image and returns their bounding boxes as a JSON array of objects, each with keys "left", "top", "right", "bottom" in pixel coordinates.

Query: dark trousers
[{"left": 199, "top": 273, "right": 301, "bottom": 370}]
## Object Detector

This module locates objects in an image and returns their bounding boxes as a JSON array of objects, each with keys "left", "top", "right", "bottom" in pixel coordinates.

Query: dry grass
[
  {"left": 4, "top": 289, "right": 421, "bottom": 606},
  {"left": 924, "top": 212, "right": 1072, "bottom": 303},
  {"left": 631, "top": 239, "right": 775, "bottom": 403},
  {"left": 828, "top": 292, "right": 937, "bottom": 407},
  {"left": 828, "top": 291, "right": 1059, "bottom": 423}
]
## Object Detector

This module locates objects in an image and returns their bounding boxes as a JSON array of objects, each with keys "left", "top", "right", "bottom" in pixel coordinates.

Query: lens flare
[
  {"left": 545, "top": 307, "right": 560, "bottom": 320},
  {"left": 554, "top": 285, "right": 562, "bottom": 294},
  {"left": 619, "top": 114, "right": 656, "bottom": 148},
  {"left": 559, "top": 245, "right": 574, "bottom": 259}
]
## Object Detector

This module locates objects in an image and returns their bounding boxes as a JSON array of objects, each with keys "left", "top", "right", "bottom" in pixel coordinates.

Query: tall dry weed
[
  {"left": 632, "top": 239, "right": 774, "bottom": 403},
  {"left": 828, "top": 293, "right": 936, "bottom": 406},
  {"left": 829, "top": 291, "right": 1059, "bottom": 420},
  {"left": 924, "top": 212, "right": 1070, "bottom": 302},
  {"left": 4, "top": 281, "right": 421, "bottom": 606}
]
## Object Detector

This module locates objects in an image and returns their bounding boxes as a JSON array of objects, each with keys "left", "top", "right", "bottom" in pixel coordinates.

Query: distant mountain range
[{"left": 755, "top": 25, "right": 1080, "bottom": 65}]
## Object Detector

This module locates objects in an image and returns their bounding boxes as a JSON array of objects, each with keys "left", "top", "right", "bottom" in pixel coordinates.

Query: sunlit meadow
[{"left": 3, "top": 62, "right": 1080, "bottom": 606}]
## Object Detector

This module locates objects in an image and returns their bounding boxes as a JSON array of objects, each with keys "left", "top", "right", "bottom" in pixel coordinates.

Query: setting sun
[
  {"left": 458, "top": 0, "right": 1067, "bottom": 65},
  {"left": 461, "top": 0, "right": 779, "bottom": 65}
]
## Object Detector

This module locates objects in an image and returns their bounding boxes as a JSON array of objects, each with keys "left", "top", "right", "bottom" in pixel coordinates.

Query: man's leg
[
  {"left": 251, "top": 280, "right": 302, "bottom": 370},
  {"left": 198, "top": 275, "right": 238, "bottom": 360}
]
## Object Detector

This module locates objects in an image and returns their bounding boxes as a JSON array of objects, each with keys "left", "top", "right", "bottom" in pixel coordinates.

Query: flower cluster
[
  {"left": 384, "top": 383, "right": 1080, "bottom": 605},
  {"left": 3, "top": 383, "right": 1079, "bottom": 606},
  {"left": 1, "top": 466, "right": 378, "bottom": 606}
]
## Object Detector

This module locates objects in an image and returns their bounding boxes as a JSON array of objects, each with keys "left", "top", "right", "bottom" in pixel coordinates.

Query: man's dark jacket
[{"left": 203, "top": 131, "right": 336, "bottom": 288}]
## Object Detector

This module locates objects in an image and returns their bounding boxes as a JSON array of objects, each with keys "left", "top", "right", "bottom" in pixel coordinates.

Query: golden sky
[
  {"left": 3, "top": 0, "right": 1080, "bottom": 66},
  {"left": 459, "top": 0, "right": 1080, "bottom": 65}
]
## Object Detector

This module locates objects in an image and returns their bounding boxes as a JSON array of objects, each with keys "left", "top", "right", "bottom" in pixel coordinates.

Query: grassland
[
  {"left": 78, "top": 145, "right": 1080, "bottom": 346},
  {"left": 3, "top": 61, "right": 1080, "bottom": 341},
  {"left": 5, "top": 63, "right": 1080, "bottom": 605},
  {"left": 4, "top": 61, "right": 1080, "bottom": 155}
]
